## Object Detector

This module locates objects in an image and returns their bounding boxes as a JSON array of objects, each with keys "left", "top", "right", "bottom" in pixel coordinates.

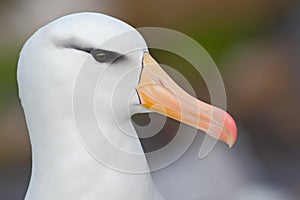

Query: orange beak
[{"left": 137, "top": 53, "right": 237, "bottom": 147}]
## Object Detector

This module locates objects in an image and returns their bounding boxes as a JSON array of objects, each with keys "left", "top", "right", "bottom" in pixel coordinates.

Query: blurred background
[{"left": 1, "top": 0, "right": 300, "bottom": 199}]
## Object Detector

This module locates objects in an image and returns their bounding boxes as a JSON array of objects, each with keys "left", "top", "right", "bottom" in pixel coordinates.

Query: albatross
[{"left": 17, "top": 12, "right": 237, "bottom": 200}]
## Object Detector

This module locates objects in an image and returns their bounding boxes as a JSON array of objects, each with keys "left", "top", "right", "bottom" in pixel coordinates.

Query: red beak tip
[{"left": 225, "top": 113, "right": 238, "bottom": 148}]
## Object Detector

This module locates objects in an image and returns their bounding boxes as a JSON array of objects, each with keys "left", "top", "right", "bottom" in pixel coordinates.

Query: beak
[{"left": 137, "top": 53, "right": 237, "bottom": 147}]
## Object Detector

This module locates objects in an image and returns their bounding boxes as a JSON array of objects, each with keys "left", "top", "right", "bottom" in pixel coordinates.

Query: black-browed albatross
[{"left": 17, "top": 12, "right": 237, "bottom": 200}]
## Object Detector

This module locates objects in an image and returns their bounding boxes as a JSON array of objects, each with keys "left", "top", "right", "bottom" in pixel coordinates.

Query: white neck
[
  {"left": 22, "top": 86, "right": 163, "bottom": 200},
  {"left": 17, "top": 12, "right": 164, "bottom": 200}
]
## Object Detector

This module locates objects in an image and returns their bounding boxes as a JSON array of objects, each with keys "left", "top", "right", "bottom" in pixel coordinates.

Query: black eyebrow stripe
[
  {"left": 58, "top": 37, "right": 120, "bottom": 55},
  {"left": 59, "top": 38, "right": 124, "bottom": 63},
  {"left": 55, "top": 37, "right": 92, "bottom": 52},
  {"left": 73, "top": 46, "right": 94, "bottom": 53},
  {"left": 64, "top": 44, "right": 94, "bottom": 53},
  {"left": 66, "top": 44, "right": 121, "bottom": 58}
]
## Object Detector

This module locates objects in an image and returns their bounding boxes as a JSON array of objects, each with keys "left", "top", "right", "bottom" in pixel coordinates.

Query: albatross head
[
  {"left": 18, "top": 12, "right": 237, "bottom": 147},
  {"left": 17, "top": 12, "right": 237, "bottom": 199}
]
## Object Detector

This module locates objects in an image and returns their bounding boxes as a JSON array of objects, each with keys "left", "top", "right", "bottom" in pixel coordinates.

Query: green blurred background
[{"left": 1, "top": 0, "right": 299, "bottom": 199}]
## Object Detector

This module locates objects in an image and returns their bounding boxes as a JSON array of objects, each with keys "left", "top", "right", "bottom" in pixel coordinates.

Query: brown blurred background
[{"left": 0, "top": 0, "right": 299, "bottom": 199}]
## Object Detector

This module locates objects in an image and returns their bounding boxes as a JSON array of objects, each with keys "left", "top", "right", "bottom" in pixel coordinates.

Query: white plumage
[
  {"left": 18, "top": 12, "right": 290, "bottom": 200},
  {"left": 18, "top": 12, "right": 163, "bottom": 200}
]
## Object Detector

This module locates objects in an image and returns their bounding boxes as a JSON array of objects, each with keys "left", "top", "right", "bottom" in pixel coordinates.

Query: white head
[
  {"left": 17, "top": 12, "right": 237, "bottom": 199},
  {"left": 18, "top": 12, "right": 146, "bottom": 128},
  {"left": 18, "top": 12, "right": 148, "bottom": 155}
]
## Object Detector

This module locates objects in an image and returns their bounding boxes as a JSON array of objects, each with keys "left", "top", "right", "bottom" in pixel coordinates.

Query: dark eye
[
  {"left": 90, "top": 49, "right": 120, "bottom": 63},
  {"left": 63, "top": 41, "right": 122, "bottom": 63}
]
